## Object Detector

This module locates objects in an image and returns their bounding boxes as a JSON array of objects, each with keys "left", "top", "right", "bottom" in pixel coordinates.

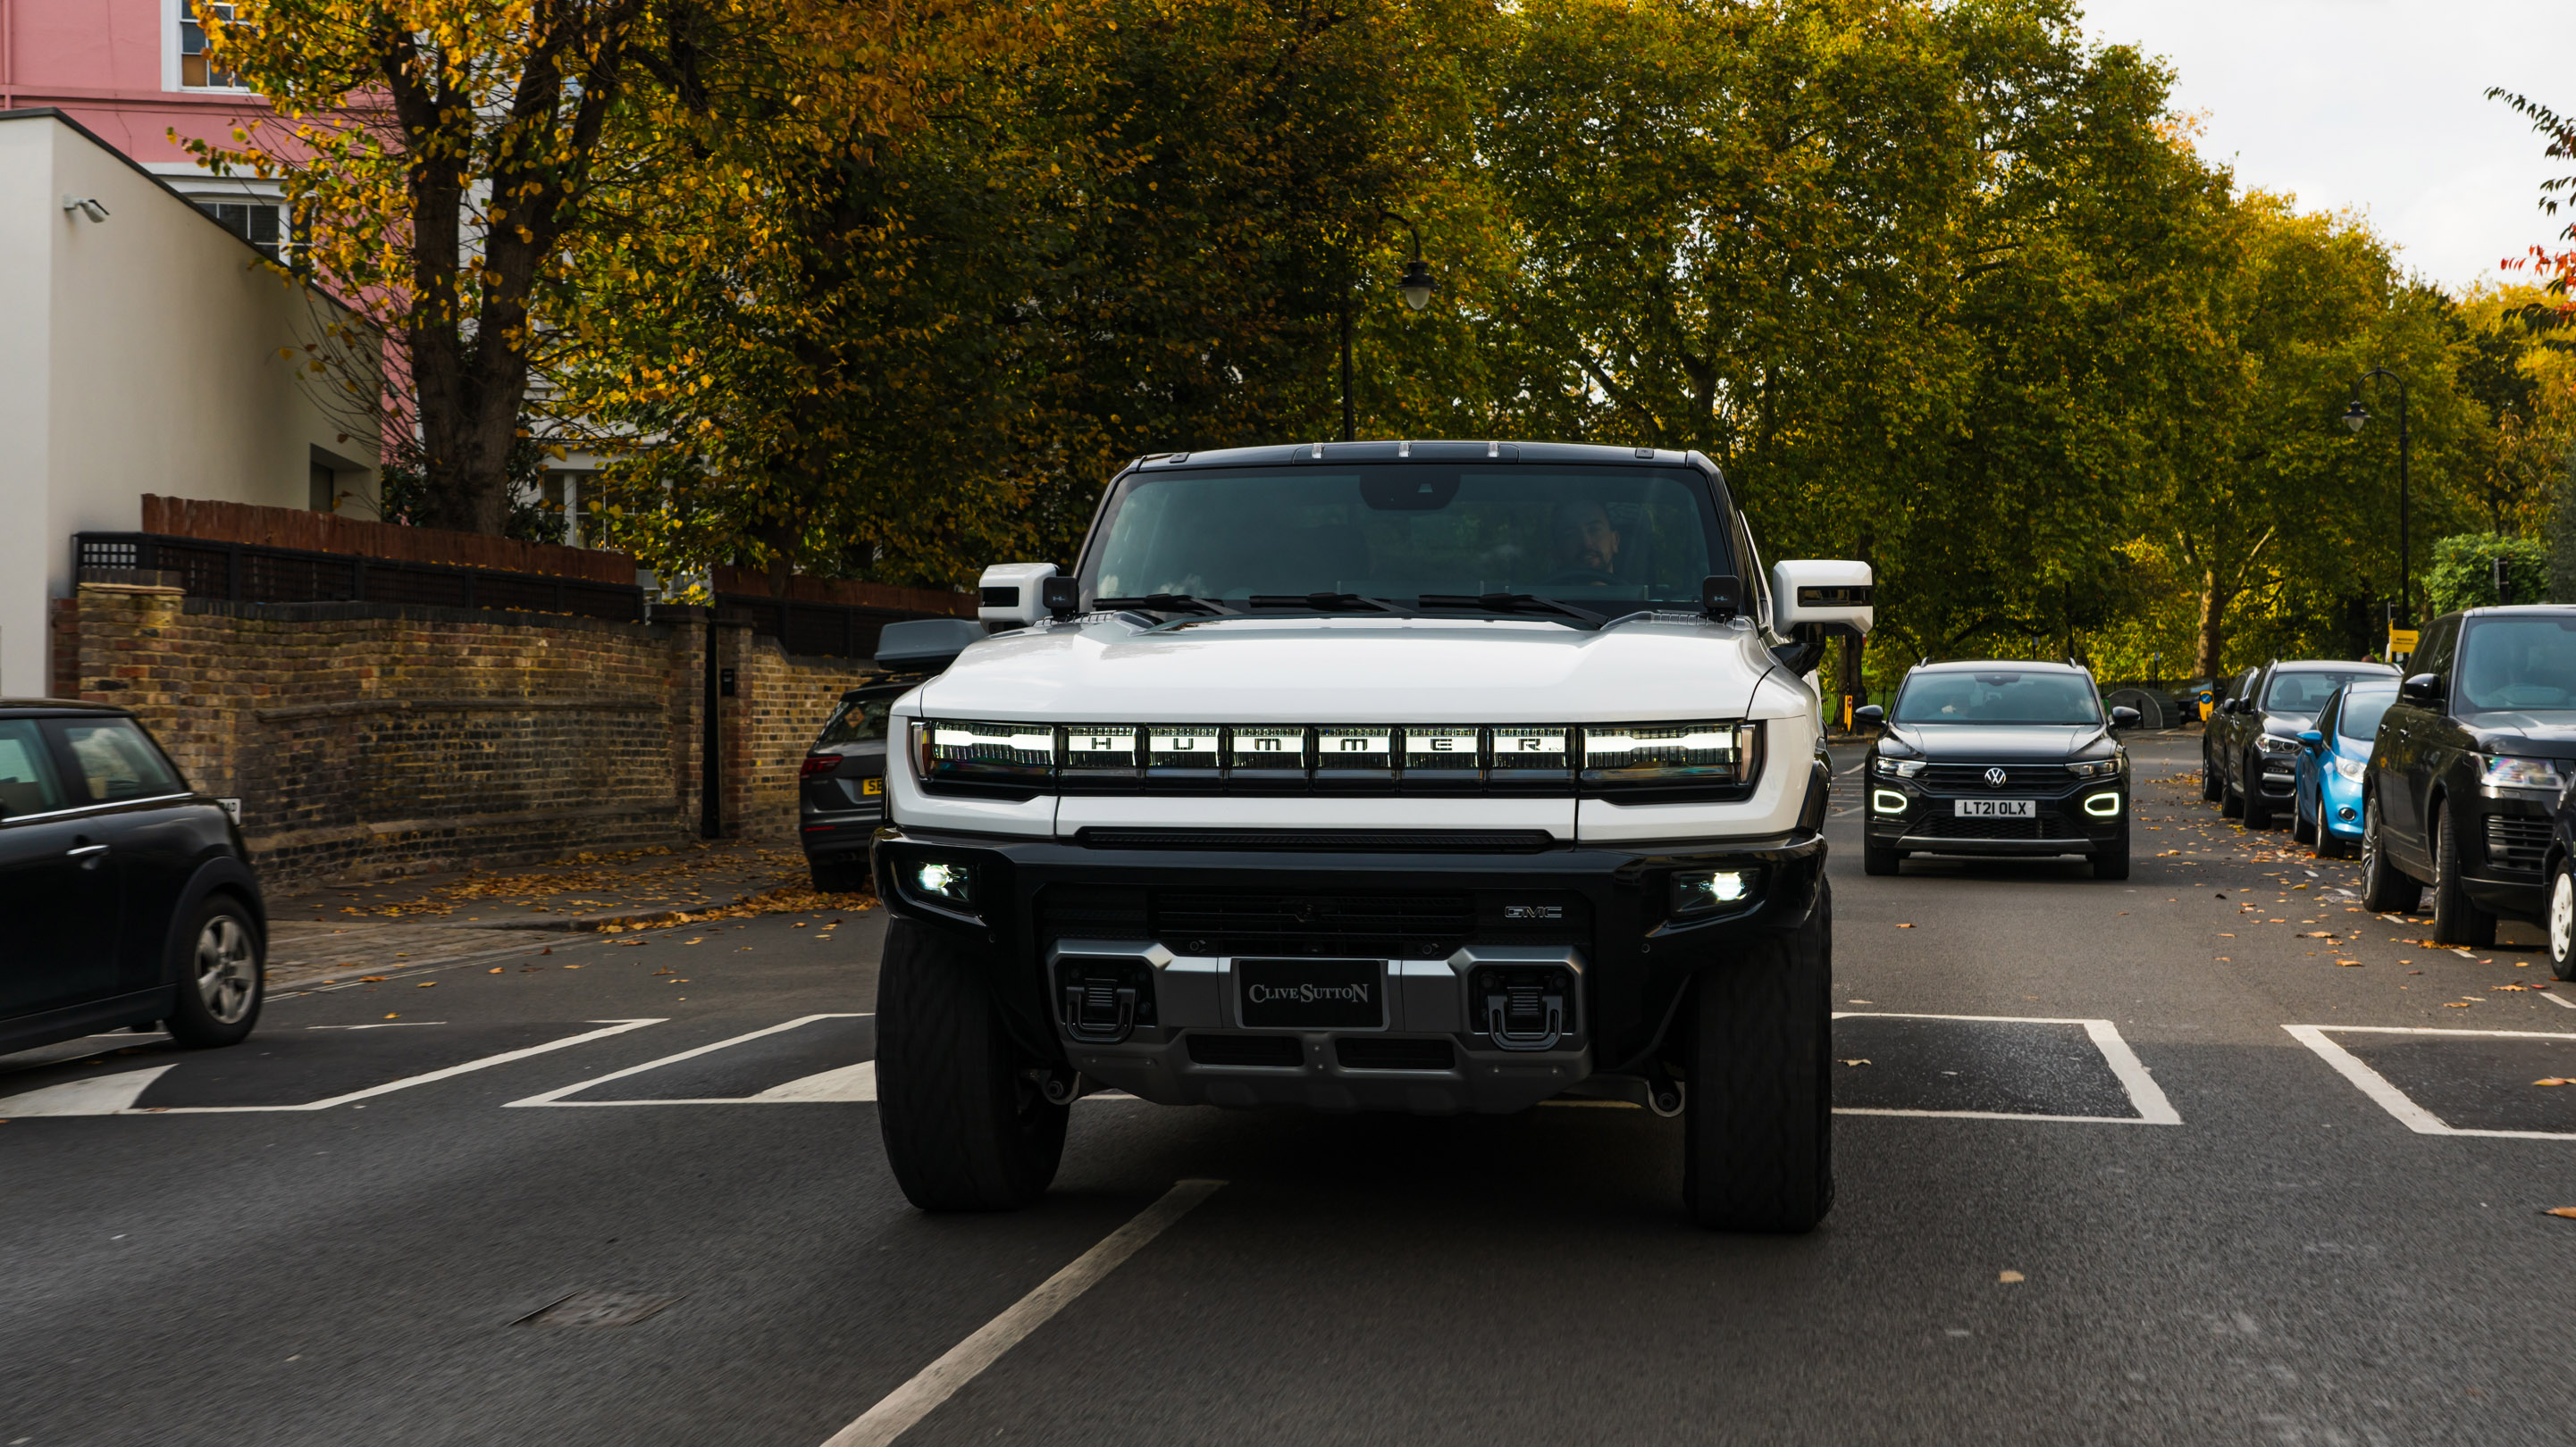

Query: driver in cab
[{"left": 1550, "top": 500, "right": 1622, "bottom": 586}]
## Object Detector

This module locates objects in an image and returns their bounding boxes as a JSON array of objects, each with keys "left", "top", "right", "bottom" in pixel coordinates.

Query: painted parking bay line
[
  {"left": 1830, "top": 1013, "right": 2182, "bottom": 1125},
  {"left": 818, "top": 1180, "right": 1226, "bottom": 1447},
  {"left": 507, "top": 1015, "right": 877, "bottom": 1107},
  {"left": 2284, "top": 1024, "right": 2576, "bottom": 1140},
  {"left": 0, "top": 1020, "right": 665, "bottom": 1117}
]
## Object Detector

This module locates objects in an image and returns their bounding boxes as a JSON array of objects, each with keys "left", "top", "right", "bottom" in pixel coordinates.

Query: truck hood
[{"left": 913, "top": 615, "right": 1788, "bottom": 723}]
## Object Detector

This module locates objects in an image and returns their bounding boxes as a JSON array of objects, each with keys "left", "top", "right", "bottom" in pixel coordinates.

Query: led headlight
[
  {"left": 917, "top": 719, "right": 1057, "bottom": 788},
  {"left": 2334, "top": 754, "right": 2366, "bottom": 782},
  {"left": 1670, "top": 867, "right": 1761, "bottom": 919},
  {"left": 2068, "top": 758, "right": 2121, "bottom": 779},
  {"left": 2255, "top": 734, "right": 2302, "bottom": 756},
  {"left": 1872, "top": 756, "right": 1926, "bottom": 778},
  {"left": 2481, "top": 755, "right": 2568, "bottom": 790},
  {"left": 911, "top": 859, "right": 974, "bottom": 907},
  {"left": 1581, "top": 722, "right": 1760, "bottom": 791}
]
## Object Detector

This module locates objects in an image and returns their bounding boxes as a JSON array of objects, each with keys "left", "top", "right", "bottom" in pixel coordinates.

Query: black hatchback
[
  {"left": 1855, "top": 661, "right": 2141, "bottom": 879},
  {"left": 801, "top": 619, "right": 986, "bottom": 892},
  {"left": 1, "top": 700, "right": 266, "bottom": 1056}
]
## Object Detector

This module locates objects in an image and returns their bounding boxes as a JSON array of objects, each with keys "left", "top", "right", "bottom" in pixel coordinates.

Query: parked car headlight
[
  {"left": 2067, "top": 758, "right": 2121, "bottom": 779},
  {"left": 2480, "top": 755, "right": 2568, "bottom": 790},
  {"left": 2255, "top": 734, "right": 2302, "bottom": 756},
  {"left": 2333, "top": 754, "right": 2366, "bottom": 782},
  {"left": 1872, "top": 756, "right": 1926, "bottom": 778}
]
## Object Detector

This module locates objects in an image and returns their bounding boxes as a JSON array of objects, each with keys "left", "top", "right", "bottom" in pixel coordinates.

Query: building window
[
  {"left": 199, "top": 202, "right": 281, "bottom": 259},
  {"left": 179, "top": 1, "right": 241, "bottom": 89}
]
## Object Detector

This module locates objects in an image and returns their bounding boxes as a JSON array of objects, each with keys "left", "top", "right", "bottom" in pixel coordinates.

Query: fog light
[
  {"left": 2337, "top": 806, "right": 2357, "bottom": 822},
  {"left": 2082, "top": 791, "right": 2121, "bottom": 818},
  {"left": 1871, "top": 788, "right": 1909, "bottom": 815},
  {"left": 912, "top": 859, "right": 973, "bottom": 907},
  {"left": 1670, "top": 868, "right": 1758, "bottom": 919}
]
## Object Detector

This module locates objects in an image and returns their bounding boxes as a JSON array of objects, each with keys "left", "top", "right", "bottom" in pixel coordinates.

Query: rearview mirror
[
  {"left": 1770, "top": 560, "right": 1874, "bottom": 637},
  {"left": 977, "top": 562, "right": 1058, "bottom": 629},
  {"left": 2401, "top": 673, "right": 2442, "bottom": 705},
  {"left": 2110, "top": 706, "right": 2142, "bottom": 730},
  {"left": 1853, "top": 704, "right": 1884, "bottom": 730},
  {"left": 2297, "top": 729, "right": 2324, "bottom": 749}
]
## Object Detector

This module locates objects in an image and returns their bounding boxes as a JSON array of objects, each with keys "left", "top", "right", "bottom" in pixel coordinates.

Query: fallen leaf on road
[
  {"left": 2537, "top": 1079, "right": 2572, "bottom": 1087},
  {"left": 540, "top": 947, "right": 552, "bottom": 956},
  {"left": 1998, "top": 1270, "right": 2025, "bottom": 1284},
  {"left": 358, "top": 975, "right": 386, "bottom": 983},
  {"left": 1896, "top": 923, "right": 1916, "bottom": 929},
  {"left": 2547, "top": 1208, "right": 2576, "bottom": 1219},
  {"left": 2446, "top": 1001, "right": 2474, "bottom": 1008},
  {"left": 416, "top": 982, "right": 436, "bottom": 988},
  {"left": 487, "top": 968, "right": 502, "bottom": 974},
  {"left": 382, "top": 1013, "right": 399, "bottom": 1019},
  {"left": 564, "top": 964, "right": 583, "bottom": 969},
  {"left": 1841, "top": 1059, "right": 1872, "bottom": 1066},
  {"left": 2337, "top": 960, "right": 2362, "bottom": 967}
]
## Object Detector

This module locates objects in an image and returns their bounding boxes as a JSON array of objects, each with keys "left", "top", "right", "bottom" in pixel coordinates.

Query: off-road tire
[
  {"left": 2092, "top": 826, "right": 2131, "bottom": 881},
  {"left": 809, "top": 857, "right": 868, "bottom": 894},
  {"left": 165, "top": 894, "right": 263, "bottom": 1049},
  {"left": 1861, "top": 840, "right": 1901, "bottom": 876},
  {"left": 876, "top": 917, "right": 1068, "bottom": 1211},
  {"left": 2359, "top": 790, "right": 2420, "bottom": 913},
  {"left": 1682, "top": 879, "right": 1832, "bottom": 1234},
  {"left": 2241, "top": 753, "right": 2275, "bottom": 829},
  {"left": 2429, "top": 804, "right": 2497, "bottom": 949},
  {"left": 2547, "top": 864, "right": 2576, "bottom": 983}
]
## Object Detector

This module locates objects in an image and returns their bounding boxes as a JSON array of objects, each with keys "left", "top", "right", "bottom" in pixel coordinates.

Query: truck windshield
[
  {"left": 2457, "top": 616, "right": 2576, "bottom": 713},
  {"left": 1081, "top": 466, "right": 1726, "bottom": 607},
  {"left": 1891, "top": 672, "right": 2102, "bottom": 725},
  {"left": 2263, "top": 669, "right": 2390, "bottom": 713}
]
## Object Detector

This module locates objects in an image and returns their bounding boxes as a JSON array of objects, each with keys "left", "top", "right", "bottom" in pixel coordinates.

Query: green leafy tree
[{"left": 2425, "top": 532, "right": 2551, "bottom": 614}]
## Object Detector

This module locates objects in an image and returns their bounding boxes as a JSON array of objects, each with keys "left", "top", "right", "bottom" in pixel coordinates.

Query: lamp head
[
  {"left": 1396, "top": 258, "right": 1438, "bottom": 312},
  {"left": 2341, "top": 400, "right": 2369, "bottom": 434}
]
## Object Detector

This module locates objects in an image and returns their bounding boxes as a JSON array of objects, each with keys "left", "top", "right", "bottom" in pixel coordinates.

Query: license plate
[
  {"left": 861, "top": 777, "right": 884, "bottom": 795},
  {"left": 1238, "top": 958, "right": 1385, "bottom": 1029},
  {"left": 1954, "top": 799, "right": 2033, "bottom": 817}
]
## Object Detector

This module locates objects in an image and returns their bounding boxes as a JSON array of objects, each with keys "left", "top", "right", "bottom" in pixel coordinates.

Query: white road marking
[
  {"left": 506, "top": 1014, "right": 868, "bottom": 1108},
  {"left": 306, "top": 1023, "right": 446, "bottom": 1030},
  {"left": 134, "top": 1020, "right": 662, "bottom": 1116},
  {"left": 818, "top": 1180, "right": 1225, "bottom": 1447},
  {"left": 2283, "top": 1024, "right": 2576, "bottom": 1140},
  {"left": 2543, "top": 991, "right": 2576, "bottom": 1011},
  {"left": 1829, "top": 1013, "right": 2182, "bottom": 1125},
  {"left": 0, "top": 1066, "right": 175, "bottom": 1117}
]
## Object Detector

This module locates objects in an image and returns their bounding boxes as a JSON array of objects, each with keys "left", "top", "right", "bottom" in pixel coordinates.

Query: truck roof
[{"left": 1128, "top": 440, "right": 1708, "bottom": 472}]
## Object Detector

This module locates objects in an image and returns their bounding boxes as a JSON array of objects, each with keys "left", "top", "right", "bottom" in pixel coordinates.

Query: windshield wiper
[
  {"left": 1415, "top": 593, "right": 1607, "bottom": 630},
  {"left": 1092, "top": 593, "right": 1237, "bottom": 617},
  {"left": 1246, "top": 592, "right": 1414, "bottom": 616}
]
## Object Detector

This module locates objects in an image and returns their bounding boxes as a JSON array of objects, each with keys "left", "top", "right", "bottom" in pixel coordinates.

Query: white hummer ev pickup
[{"left": 870, "top": 441, "right": 1872, "bottom": 1231}]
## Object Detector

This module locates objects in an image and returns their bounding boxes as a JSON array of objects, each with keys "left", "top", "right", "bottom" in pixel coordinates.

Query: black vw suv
[
  {"left": 2362, "top": 606, "right": 2576, "bottom": 946},
  {"left": 1856, "top": 660, "right": 2139, "bottom": 879}
]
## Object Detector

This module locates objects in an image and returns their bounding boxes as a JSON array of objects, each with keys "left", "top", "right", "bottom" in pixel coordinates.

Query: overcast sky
[{"left": 2077, "top": 0, "right": 2568, "bottom": 293}]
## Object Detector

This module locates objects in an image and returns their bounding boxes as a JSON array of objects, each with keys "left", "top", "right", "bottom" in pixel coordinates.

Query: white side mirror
[
  {"left": 978, "top": 563, "right": 1057, "bottom": 628},
  {"left": 1772, "top": 560, "right": 1874, "bottom": 637}
]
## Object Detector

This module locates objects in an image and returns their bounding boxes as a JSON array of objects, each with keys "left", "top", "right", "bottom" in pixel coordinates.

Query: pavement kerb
[{"left": 451, "top": 897, "right": 764, "bottom": 933}]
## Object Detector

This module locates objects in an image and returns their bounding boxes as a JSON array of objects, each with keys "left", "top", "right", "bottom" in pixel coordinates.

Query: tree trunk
[{"left": 2195, "top": 568, "right": 2230, "bottom": 680}]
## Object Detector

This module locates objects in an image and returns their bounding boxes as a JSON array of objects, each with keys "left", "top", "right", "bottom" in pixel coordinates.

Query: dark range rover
[
  {"left": 1857, "top": 661, "right": 2138, "bottom": 879},
  {"left": 2362, "top": 606, "right": 2576, "bottom": 946}
]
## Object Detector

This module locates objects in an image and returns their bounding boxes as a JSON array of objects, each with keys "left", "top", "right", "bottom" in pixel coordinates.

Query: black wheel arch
[{"left": 159, "top": 857, "right": 268, "bottom": 987}]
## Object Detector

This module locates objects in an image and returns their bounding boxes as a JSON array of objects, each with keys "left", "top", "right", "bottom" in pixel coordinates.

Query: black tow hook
[{"left": 1648, "top": 1069, "right": 1686, "bottom": 1117}]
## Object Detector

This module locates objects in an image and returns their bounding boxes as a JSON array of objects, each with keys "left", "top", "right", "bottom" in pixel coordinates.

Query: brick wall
[{"left": 68, "top": 583, "right": 708, "bottom": 891}]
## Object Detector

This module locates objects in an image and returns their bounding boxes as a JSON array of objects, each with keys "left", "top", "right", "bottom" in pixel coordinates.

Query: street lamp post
[
  {"left": 1339, "top": 210, "right": 1438, "bottom": 442},
  {"left": 2342, "top": 366, "right": 2410, "bottom": 630}
]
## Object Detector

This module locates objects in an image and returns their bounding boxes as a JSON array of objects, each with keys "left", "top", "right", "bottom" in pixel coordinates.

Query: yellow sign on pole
[{"left": 2387, "top": 627, "right": 2419, "bottom": 656}]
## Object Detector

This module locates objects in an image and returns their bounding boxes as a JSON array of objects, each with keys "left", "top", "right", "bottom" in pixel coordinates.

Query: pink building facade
[{"left": 0, "top": 0, "right": 281, "bottom": 251}]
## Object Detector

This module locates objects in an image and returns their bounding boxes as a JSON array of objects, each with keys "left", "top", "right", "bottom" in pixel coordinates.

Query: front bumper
[
  {"left": 2454, "top": 789, "right": 2555, "bottom": 919},
  {"left": 1863, "top": 776, "right": 2125, "bottom": 857},
  {"left": 872, "top": 824, "right": 1827, "bottom": 1114}
]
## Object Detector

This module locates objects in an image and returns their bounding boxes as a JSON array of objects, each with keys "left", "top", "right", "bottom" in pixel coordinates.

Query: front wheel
[
  {"left": 2548, "top": 864, "right": 2576, "bottom": 983},
  {"left": 2092, "top": 826, "right": 2130, "bottom": 881},
  {"left": 2293, "top": 790, "right": 2317, "bottom": 846},
  {"left": 1861, "top": 840, "right": 1901, "bottom": 876},
  {"left": 1682, "top": 879, "right": 1833, "bottom": 1233},
  {"left": 2429, "top": 805, "right": 2497, "bottom": 949},
  {"left": 165, "top": 894, "right": 264, "bottom": 1048},
  {"left": 875, "top": 917, "right": 1068, "bottom": 1211},
  {"left": 2360, "top": 793, "right": 2420, "bottom": 913},
  {"left": 2241, "top": 754, "right": 2274, "bottom": 829}
]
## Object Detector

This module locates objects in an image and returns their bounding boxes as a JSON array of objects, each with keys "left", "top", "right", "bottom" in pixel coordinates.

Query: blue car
[{"left": 2293, "top": 679, "right": 2396, "bottom": 858}]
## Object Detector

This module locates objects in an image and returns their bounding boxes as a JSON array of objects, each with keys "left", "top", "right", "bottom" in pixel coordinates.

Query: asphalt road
[{"left": 8, "top": 734, "right": 2576, "bottom": 1446}]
